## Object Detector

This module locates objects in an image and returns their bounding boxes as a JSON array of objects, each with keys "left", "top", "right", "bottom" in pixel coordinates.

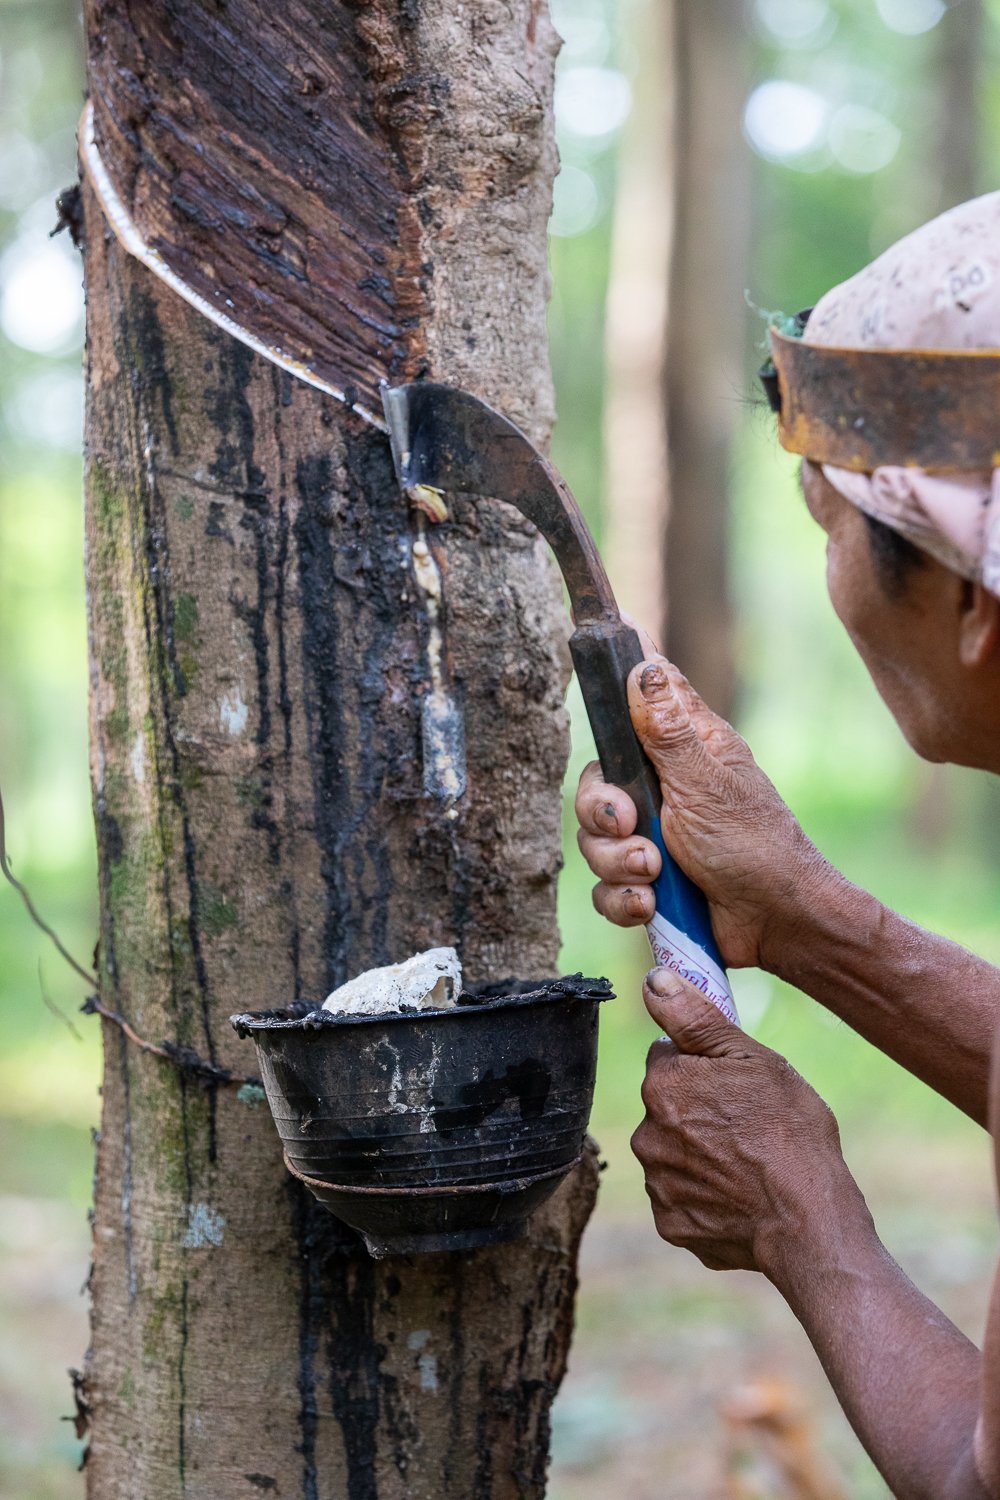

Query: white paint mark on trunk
[
  {"left": 407, "top": 1331, "right": 438, "bottom": 1392},
  {"left": 182, "top": 1202, "right": 226, "bottom": 1248},
  {"left": 220, "top": 690, "right": 248, "bottom": 736},
  {"left": 130, "top": 730, "right": 146, "bottom": 784}
]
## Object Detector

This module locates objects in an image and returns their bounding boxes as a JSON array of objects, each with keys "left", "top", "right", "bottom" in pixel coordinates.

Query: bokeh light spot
[
  {"left": 743, "top": 80, "right": 827, "bottom": 161},
  {"left": 551, "top": 0, "right": 612, "bottom": 68},
  {"left": 1, "top": 234, "right": 83, "bottom": 354},
  {"left": 7, "top": 369, "right": 83, "bottom": 450},
  {"left": 828, "top": 103, "right": 901, "bottom": 174},
  {"left": 550, "top": 164, "right": 601, "bottom": 238},
  {"left": 755, "top": 0, "right": 835, "bottom": 47},
  {"left": 0, "top": 134, "right": 48, "bottom": 212},
  {"left": 555, "top": 66, "right": 632, "bottom": 142},
  {"left": 876, "top": 0, "right": 945, "bottom": 35}
]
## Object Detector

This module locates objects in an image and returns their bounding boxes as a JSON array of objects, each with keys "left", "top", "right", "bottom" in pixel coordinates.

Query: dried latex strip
[{"left": 321, "top": 948, "right": 462, "bottom": 1016}]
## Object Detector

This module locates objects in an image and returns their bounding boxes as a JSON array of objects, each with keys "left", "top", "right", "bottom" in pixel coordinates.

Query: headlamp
[{"left": 759, "top": 307, "right": 1000, "bottom": 473}]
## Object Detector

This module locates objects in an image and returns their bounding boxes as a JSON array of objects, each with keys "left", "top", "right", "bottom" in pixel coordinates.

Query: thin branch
[
  {"left": 0, "top": 784, "right": 261, "bottom": 1089},
  {"left": 38, "top": 959, "right": 84, "bottom": 1042},
  {"left": 82, "top": 995, "right": 262, "bottom": 1089},
  {"left": 0, "top": 783, "right": 98, "bottom": 988}
]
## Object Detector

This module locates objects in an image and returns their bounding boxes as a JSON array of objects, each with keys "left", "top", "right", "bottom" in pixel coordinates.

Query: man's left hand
[{"left": 632, "top": 970, "right": 861, "bottom": 1277}]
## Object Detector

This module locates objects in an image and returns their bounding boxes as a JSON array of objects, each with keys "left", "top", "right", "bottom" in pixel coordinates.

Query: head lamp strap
[{"left": 765, "top": 329, "right": 1000, "bottom": 473}]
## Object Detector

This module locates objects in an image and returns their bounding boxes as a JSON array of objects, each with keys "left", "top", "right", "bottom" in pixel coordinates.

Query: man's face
[{"left": 799, "top": 462, "right": 970, "bottom": 763}]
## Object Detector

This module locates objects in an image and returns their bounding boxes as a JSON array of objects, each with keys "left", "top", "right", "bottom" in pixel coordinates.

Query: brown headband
[{"left": 769, "top": 328, "right": 1000, "bottom": 473}]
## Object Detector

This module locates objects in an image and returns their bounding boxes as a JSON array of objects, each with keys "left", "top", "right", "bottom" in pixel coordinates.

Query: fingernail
[
  {"left": 640, "top": 663, "right": 670, "bottom": 701},
  {"left": 625, "top": 847, "right": 649, "bottom": 876},
  {"left": 645, "top": 967, "right": 686, "bottom": 999},
  {"left": 598, "top": 801, "right": 619, "bottom": 834},
  {"left": 624, "top": 889, "right": 647, "bottom": 919}
]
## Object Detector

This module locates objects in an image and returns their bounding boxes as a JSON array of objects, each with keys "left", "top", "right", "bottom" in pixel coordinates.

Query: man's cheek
[{"left": 825, "top": 544, "right": 851, "bottom": 626}]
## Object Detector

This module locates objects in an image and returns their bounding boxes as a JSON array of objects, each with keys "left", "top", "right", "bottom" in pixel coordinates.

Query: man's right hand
[{"left": 574, "top": 654, "right": 834, "bottom": 971}]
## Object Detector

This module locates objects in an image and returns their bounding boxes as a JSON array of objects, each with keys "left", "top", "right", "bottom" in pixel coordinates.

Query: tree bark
[
  {"left": 80, "top": 3, "right": 598, "bottom": 1496},
  {"left": 662, "top": 0, "right": 750, "bottom": 718}
]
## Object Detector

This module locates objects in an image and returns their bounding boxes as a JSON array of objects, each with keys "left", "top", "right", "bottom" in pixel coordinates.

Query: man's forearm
[
  {"left": 763, "top": 1182, "right": 989, "bottom": 1500},
  {"left": 763, "top": 869, "right": 999, "bottom": 1124}
]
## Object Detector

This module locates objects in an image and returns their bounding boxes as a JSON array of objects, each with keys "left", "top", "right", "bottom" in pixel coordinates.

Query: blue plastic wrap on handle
[
  {"left": 645, "top": 821, "right": 738, "bottom": 1024},
  {"left": 568, "top": 620, "right": 738, "bottom": 1026}
]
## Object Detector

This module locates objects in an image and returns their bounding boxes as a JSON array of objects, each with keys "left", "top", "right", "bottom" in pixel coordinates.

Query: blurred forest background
[{"left": 2, "top": 1, "right": 1000, "bottom": 1496}]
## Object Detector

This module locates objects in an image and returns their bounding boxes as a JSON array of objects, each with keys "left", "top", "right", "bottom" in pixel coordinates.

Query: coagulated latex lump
[{"left": 321, "top": 948, "right": 462, "bottom": 1016}]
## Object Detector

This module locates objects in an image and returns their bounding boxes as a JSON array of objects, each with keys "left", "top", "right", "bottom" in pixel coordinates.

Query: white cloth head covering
[{"left": 803, "top": 191, "right": 1000, "bottom": 595}]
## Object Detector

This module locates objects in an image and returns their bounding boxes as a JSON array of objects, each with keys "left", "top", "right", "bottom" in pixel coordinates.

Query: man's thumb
[
  {"left": 627, "top": 658, "right": 704, "bottom": 784},
  {"left": 643, "top": 968, "right": 746, "bottom": 1057}
]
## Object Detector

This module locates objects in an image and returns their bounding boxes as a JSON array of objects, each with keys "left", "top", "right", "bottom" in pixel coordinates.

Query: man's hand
[
  {"left": 633, "top": 969, "right": 997, "bottom": 1500},
  {"left": 632, "top": 968, "right": 868, "bottom": 1276},
  {"left": 575, "top": 654, "right": 833, "bottom": 969}
]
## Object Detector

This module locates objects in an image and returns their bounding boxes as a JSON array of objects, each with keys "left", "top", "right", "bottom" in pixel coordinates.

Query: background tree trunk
[
  {"left": 935, "top": 0, "right": 983, "bottom": 212},
  {"left": 910, "top": 0, "right": 985, "bottom": 852},
  {"left": 602, "top": 0, "right": 673, "bottom": 637},
  {"left": 662, "top": 0, "right": 750, "bottom": 718},
  {"left": 80, "top": 3, "right": 598, "bottom": 1496}
]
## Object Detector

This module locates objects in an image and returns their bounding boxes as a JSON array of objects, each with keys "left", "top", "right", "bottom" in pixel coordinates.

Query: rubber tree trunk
[
  {"left": 662, "top": 0, "right": 749, "bottom": 718},
  {"left": 79, "top": 3, "right": 598, "bottom": 1496}
]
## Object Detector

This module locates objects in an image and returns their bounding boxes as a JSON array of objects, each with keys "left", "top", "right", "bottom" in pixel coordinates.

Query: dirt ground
[{"left": 3, "top": 1113, "right": 995, "bottom": 1500}]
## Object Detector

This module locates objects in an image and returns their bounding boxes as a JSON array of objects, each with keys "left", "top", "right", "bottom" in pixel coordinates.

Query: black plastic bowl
[{"left": 231, "top": 974, "right": 613, "bottom": 1256}]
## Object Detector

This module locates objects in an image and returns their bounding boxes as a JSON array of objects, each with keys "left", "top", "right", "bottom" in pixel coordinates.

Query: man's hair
[{"left": 862, "top": 512, "right": 927, "bottom": 599}]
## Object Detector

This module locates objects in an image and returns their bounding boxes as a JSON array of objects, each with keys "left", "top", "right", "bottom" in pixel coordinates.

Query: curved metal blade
[{"left": 382, "top": 382, "right": 620, "bottom": 624}]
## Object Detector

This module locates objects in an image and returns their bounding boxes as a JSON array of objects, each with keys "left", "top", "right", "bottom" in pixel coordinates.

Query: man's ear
[{"left": 959, "top": 581, "right": 1000, "bottom": 669}]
